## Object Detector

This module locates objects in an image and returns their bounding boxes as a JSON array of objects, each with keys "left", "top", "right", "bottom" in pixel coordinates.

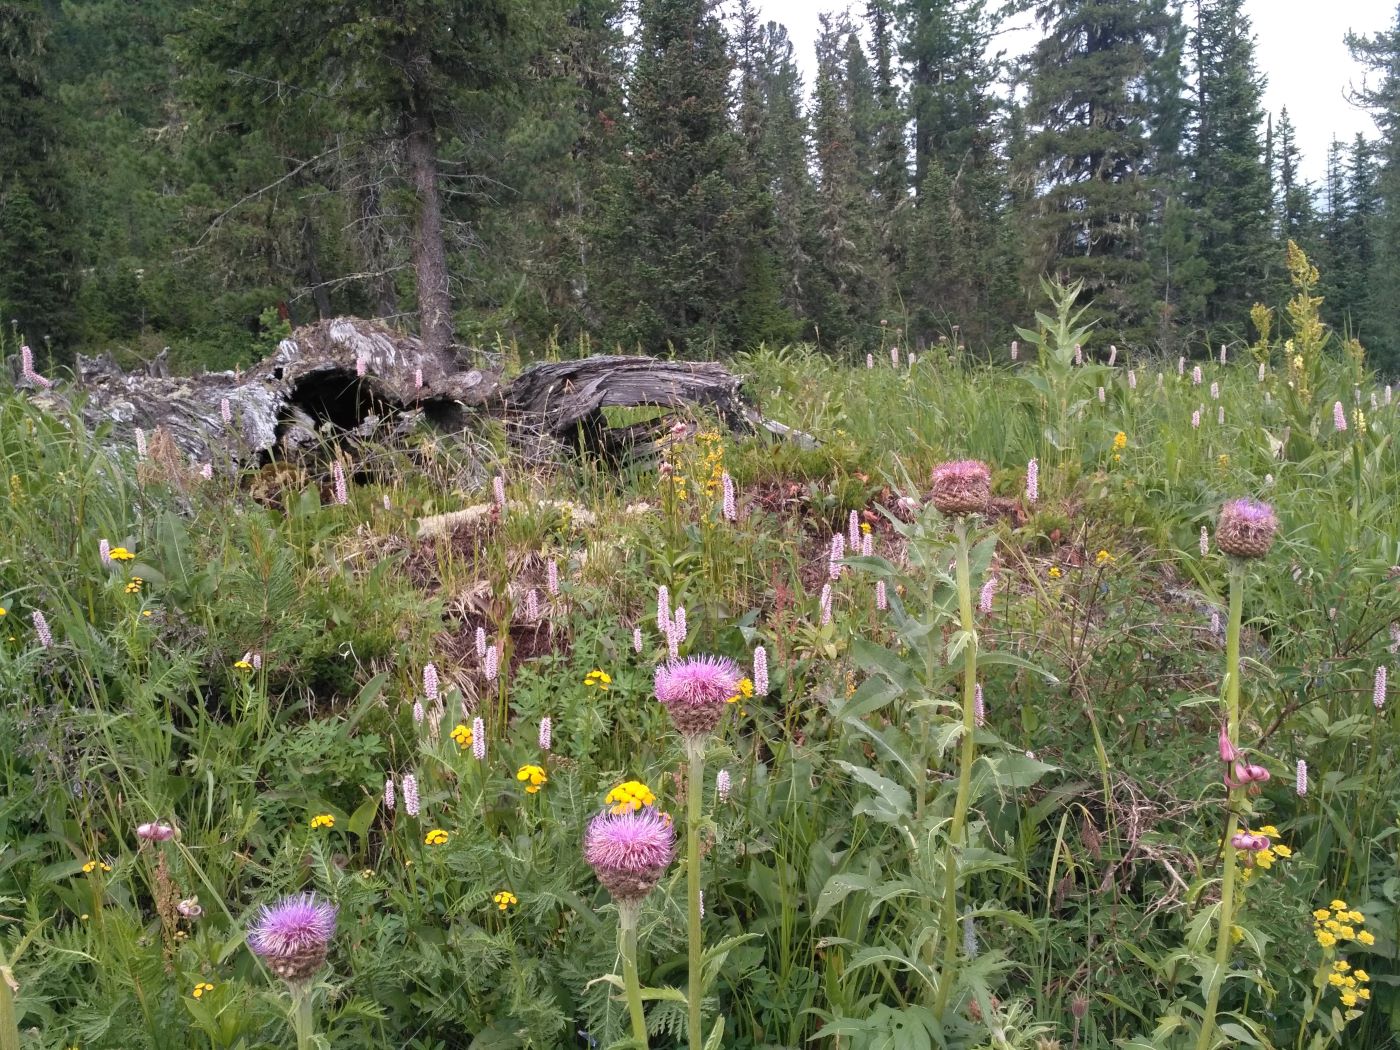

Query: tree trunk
[
  {"left": 301, "top": 216, "right": 333, "bottom": 319},
  {"left": 404, "top": 105, "right": 454, "bottom": 355}
]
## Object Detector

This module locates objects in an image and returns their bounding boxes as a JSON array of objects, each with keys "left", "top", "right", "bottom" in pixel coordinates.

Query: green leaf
[
  {"left": 836, "top": 761, "right": 912, "bottom": 824},
  {"left": 347, "top": 795, "right": 379, "bottom": 843}
]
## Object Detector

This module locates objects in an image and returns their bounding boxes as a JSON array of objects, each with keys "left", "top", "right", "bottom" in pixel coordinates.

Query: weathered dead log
[{"left": 8, "top": 318, "right": 815, "bottom": 467}]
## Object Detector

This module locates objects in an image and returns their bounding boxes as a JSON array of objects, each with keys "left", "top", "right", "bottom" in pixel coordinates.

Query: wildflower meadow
[{"left": 2, "top": 267, "right": 1400, "bottom": 1050}]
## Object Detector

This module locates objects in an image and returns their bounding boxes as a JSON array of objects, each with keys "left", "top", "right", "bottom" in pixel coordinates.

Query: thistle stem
[
  {"left": 934, "top": 517, "right": 979, "bottom": 1020},
  {"left": 1197, "top": 563, "right": 1245, "bottom": 1050},
  {"left": 685, "top": 738, "right": 706, "bottom": 1050},
  {"left": 619, "top": 905, "right": 649, "bottom": 1049},
  {"left": 291, "top": 985, "right": 315, "bottom": 1050},
  {"left": 0, "top": 965, "right": 19, "bottom": 1050}
]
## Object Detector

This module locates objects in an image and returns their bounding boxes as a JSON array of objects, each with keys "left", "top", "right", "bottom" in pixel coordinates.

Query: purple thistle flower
[
  {"left": 472, "top": 717, "right": 486, "bottom": 760},
  {"left": 1026, "top": 459, "right": 1039, "bottom": 504},
  {"left": 753, "top": 645, "right": 769, "bottom": 696},
  {"left": 1192, "top": 365, "right": 1202, "bottom": 386},
  {"left": 722, "top": 473, "right": 737, "bottom": 522},
  {"left": 829, "top": 534, "right": 845, "bottom": 580},
  {"left": 848, "top": 510, "right": 860, "bottom": 549},
  {"left": 1097, "top": 386, "right": 1105, "bottom": 403},
  {"left": 384, "top": 777, "right": 395, "bottom": 811},
  {"left": 979, "top": 575, "right": 997, "bottom": 614},
  {"left": 248, "top": 892, "right": 337, "bottom": 984},
  {"left": 484, "top": 644, "right": 500, "bottom": 682},
  {"left": 876, "top": 580, "right": 888, "bottom": 611},
  {"left": 1201, "top": 526, "right": 1210, "bottom": 557},
  {"left": 547, "top": 558, "right": 559, "bottom": 596},
  {"left": 493, "top": 474, "right": 506, "bottom": 508},
  {"left": 1010, "top": 340, "right": 1019, "bottom": 362},
  {"left": 1128, "top": 370, "right": 1137, "bottom": 390},
  {"left": 1216, "top": 498, "right": 1278, "bottom": 559},
  {"left": 332, "top": 462, "right": 348, "bottom": 505},
  {"left": 654, "top": 654, "right": 742, "bottom": 739},
  {"left": 539, "top": 716, "right": 552, "bottom": 751},
  {"left": 423, "top": 662, "right": 439, "bottom": 702},
  {"left": 632, "top": 627, "right": 643, "bottom": 653},
  {"left": 716, "top": 767, "right": 731, "bottom": 802},
  {"left": 99, "top": 539, "right": 111, "bottom": 566},
  {"left": 1296, "top": 759, "right": 1308, "bottom": 796},
  {"left": 974, "top": 683, "right": 985, "bottom": 727},
  {"left": 1334, "top": 401, "right": 1348, "bottom": 432},
  {"left": 526, "top": 588, "right": 540, "bottom": 621},
  {"left": 32, "top": 611, "right": 52, "bottom": 649},
  {"left": 414, "top": 368, "right": 423, "bottom": 391},
  {"left": 819, "top": 583, "right": 833, "bottom": 626},
  {"left": 1376, "top": 665, "right": 1388, "bottom": 710},
  {"left": 475, "top": 626, "right": 487, "bottom": 659},
  {"left": 1108, "top": 344, "right": 1117, "bottom": 367},
  {"left": 584, "top": 807, "right": 676, "bottom": 903},
  {"left": 135, "top": 427, "right": 147, "bottom": 458},
  {"left": 402, "top": 774, "right": 419, "bottom": 816}
]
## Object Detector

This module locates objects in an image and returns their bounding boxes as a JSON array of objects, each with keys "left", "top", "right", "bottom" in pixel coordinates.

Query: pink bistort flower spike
[
  {"left": 1191, "top": 410, "right": 1200, "bottom": 429},
  {"left": 1334, "top": 401, "right": 1348, "bottom": 432},
  {"left": 221, "top": 398, "right": 232, "bottom": 424},
  {"left": 1010, "top": 340, "right": 1019, "bottom": 362},
  {"left": 819, "top": 584, "right": 833, "bottom": 626},
  {"left": 1097, "top": 386, "right": 1105, "bottom": 403},
  {"left": 979, "top": 575, "right": 997, "bottom": 615},
  {"left": 829, "top": 534, "right": 845, "bottom": 580},
  {"left": 32, "top": 611, "right": 53, "bottom": 649},
  {"left": 1128, "top": 369, "right": 1137, "bottom": 390},
  {"left": 484, "top": 645, "right": 500, "bottom": 682},
  {"left": 716, "top": 768, "right": 731, "bottom": 802},
  {"left": 402, "top": 774, "right": 420, "bottom": 816},
  {"left": 1108, "top": 344, "right": 1117, "bottom": 367},
  {"left": 99, "top": 539, "right": 111, "bottom": 567},
  {"left": 1026, "top": 458, "right": 1039, "bottom": 504},
  {"left": 1201, "top": 526, "right": 1210, "bottom": 557},
  {"left": 1376, "top": 665, "right": 1388, "bottom": 710},
  {"left": 722, "top": 473, "right": 737, "bottom": 522},
  {"left": 656, "top": 585, "right": 671, "bottom": 632},
  {"left": 492, "top": 474, "right": 506, "bottom": 508},
  {"left": 890, "top": 346, "right": 899, "bottom": 368},
  {"left": 135, "top": 427, "right": 147, "bottom": 458},
  {"left": 332, "top": 462, "right": 348, "bottom": 505},
  {"left": 472, "top": 717, "right": 486, "bottom": 760},
  {"left": 974, "top": 683, "right": 985, "bottom": 727},
  {"left": 876, "top": 580, "right": 888, "bottom": 611},
  {"left": 848, "top": 510, "right": 860, "bottom": 549},
  {"left": 1296, "top": 758, "right": 1308, "bottom": 796},
  {"left": 861, "top": 531, "right": 873, "bottom": 557},
  {"left": 526, "top": 588, "right": 540, "bottom": 621},
  {"left": 1210, "top": 382, "right": 1219, "bottom": 401},
  {"left": 547, "top": 558, "right": 560, "bottom": 596},
  {"left": 1220, "top": 344, "right": 1227, "bottom": 365},
  {"left": 753, "top": 645, "right": 769, "bottom": 695},
  {"left": 423, "top": 662, "right": 439, "bottom": 702},
  {"left": 414, "top": 368, "right": 423, "bottom": 391},
  {"left": 1177, "top": 356, "right": 1186, "bottom": 376},
  {"left": 475, "top": 626, "right": 487, "bottom": 659},
  {"left": 1074, "top": 343, "right": 1083, "bottom": 366},
  {"left": 632, "top": 627, "right": 643, "bottom": 653},
  {"left": 412, "top": 701, "right": 425, "bottom": 724},
  {"left": 866, "top": 353, "right": 873, "bottom": 369},
  {"left": 539, "top": 716, "right": 552, "bottom": 751},
  {"left": 200, "top": 463, "right": 213, "bottom": 481},
  {"left": 1218, "top": 407, "right": 1225, "bottom": 425},
  {"left": 1192, "top": 365, "right": 1202, "bottom": 386},
  {"left": 384, "top": 776, "right": 395, "bottom": 811}
]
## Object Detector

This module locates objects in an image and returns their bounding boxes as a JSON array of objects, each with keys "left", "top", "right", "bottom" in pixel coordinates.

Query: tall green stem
[
  {"left": 619, "top": 904, "right": 650, "bottom": 1049},
  {"left": 0, "top": 966, "right": 19, "bottom": 1050},
  {"left": 291, "top": 985, "right": 315, "bottom": 1050},
  {"left": 685, "top": 738, "right": 706, "bottom": 1050},
  {"left": 1197, "top": 563, "right": 1245, "bottom": 1050},
  {"left": 934, "top": 518, "right": 979, "bottom": 1020}
]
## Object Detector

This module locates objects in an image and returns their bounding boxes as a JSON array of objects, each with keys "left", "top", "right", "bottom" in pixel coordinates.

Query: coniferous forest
[{"left": 4, "top": 0, "right": 1400, "bottom": 374}]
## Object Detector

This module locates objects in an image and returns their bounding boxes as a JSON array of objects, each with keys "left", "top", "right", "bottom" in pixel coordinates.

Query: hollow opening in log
[{"left": 290, "top": 370, "right": 388, "bottom": 431}]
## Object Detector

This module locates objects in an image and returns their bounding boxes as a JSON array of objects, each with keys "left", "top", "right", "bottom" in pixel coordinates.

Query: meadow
[{"left": 1, "top": 265, "right": 1399, "bottom": 1050}]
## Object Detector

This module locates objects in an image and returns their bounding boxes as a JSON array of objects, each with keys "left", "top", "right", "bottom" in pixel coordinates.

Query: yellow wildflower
[
  {"left": 0, "top": 607, "right": 6, "bottom": 617},
  {"left": 1348, "top": 910, "right": 1366, "bottom": 924},
  {"left": 82, "top": 860, "right": 112, "bottom": 874},
  {"left": 1325, "top": 919, "right": 1342, "bottom": 932},
  {"left": 1357, "top": 930, "right": 1375, "bottom": 946},
  {"left": 1313, "top": 908, "right": 1332, "bottom": 921},
  {"left": 1354, "top": 970, "right": 1370, "bottom": 983},
  {"left": 309, "top": 814, "right": 334, "bottom": 830},
  {"left": 1095, "top": 549, "right": 1113, "bottom": 566},
  {"left": 1331, "top": 899, "right": 1348, "bottom": 910},
  {"left": 584, "top": 669, "right": 612, "bottom": 690},
  {"left": 109, "top": 547, "right": 135, "bottom": 562},
  {"left": 233, "top": 660, "right": 253, "bottom": 672},
  {"left": 1334, "top": 960, "right": 1351, "bottom": 972},
  {"left": 516, "top": 764, "right": 547, "bottom": 794},
  {"left": 492, "top": 890, "right": 518, "bottom": 911},
  {"left": 605, "top": 780, "right": 656, "bottom": 814},
  {"left": 1218, "top": 454, "right": 1230, "bottom": 469},
  {"left": 860, "top": 522, "right": 872, "bottom": 534},
  {"left": 1317, "top": 930, "right": 1338, "bottom": 948},
  {"left": 450, "top": 723, "right": 473, "bottom": 748},
  {"left": 1257, "top": 825, "right": 1279, "bottom": 837},
  {"left": 1339, "top": 926, "right": 1356, "bottom": 940},
  {"left": 192, "top": 982, "right": 214, "bottom": 999},
  {"left": 125, "top": 577, "right": 143, "bottom": 594},
  {"left": 1273, "top": 843, "right": 1292, "bottom": 858},
  {"left": 1329, "top": 973, "right": 1346, "bottom": 987},
  {"left": 1113, "top": 431, "right": 1127, "bottom": 450},
  {"left": 1358, "top": 988, "right": 1371, "bottom": 1001},
  {"left": 1341, "top": 992, "right": 1359, "bottom": 1008},
  {"left": 1048, "top": 566, "right": 1062, "bottom": 579},
  {"left": 424, "top": 829, "right": 449, "bottom": 846},
  {"left": 726, "top": 677, "right": 755, "bottom": 704}
]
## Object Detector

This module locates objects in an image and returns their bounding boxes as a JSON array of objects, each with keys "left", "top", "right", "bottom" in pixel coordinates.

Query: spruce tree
[
  {"left": 1020, "top": 0, "right": 1173, "bottom": 335},
  {"left": 1192, "top": 0, "right": 1272, "bottom": 327}
]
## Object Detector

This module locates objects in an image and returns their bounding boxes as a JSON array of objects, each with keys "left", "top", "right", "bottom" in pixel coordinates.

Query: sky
[{"left": 753, "top": 0, "right": 1397, "bottom": 181}]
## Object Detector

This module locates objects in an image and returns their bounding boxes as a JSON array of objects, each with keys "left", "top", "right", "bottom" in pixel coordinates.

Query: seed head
[
  {"left": 931, "top": 459, "right": 991, "bottom": 516},
  {"left": 1216, "top": 499, "right": 1278, "bottom": 559}
]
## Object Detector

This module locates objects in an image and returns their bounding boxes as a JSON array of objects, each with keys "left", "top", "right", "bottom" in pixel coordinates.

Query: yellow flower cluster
[
  {"left": 1113, "top": 431, "right": 1127, "bottom": 450},
  {"left": 233, "top": 660, "right": 253, "bottom": 672},
  {"left": 192, "top": 982, "right": 215, "bottom": 999},
  {"left": 516, "top": 764, "right": 547, "bottom": 794},
  {"left": 309, "top": 814, "right": 334, "bottom": 830},
  {"left": 1237, "top": 825, "right": 1292, "bottom": 882},
  {"left": 584, "top": 669, "right": 611, "bottom": 691},
  {"left": 82, "top": 860, "right": 112, "bottom": 874},
  {"left": 450, "top": 723, "right": 473, "bottom": 749},
  {"left": 1048, "top": 566, "right": 1063, "bottom": 579},
  {"left": 726, "top": 677, "right": 755, "bottom": 704},
  {"left": 1095, "top": 549, "right": 1114, "bottom": 566},
  {"left": 1313, "top": 899, "right": 1374, "bottom": 948},
  {"left": 492, "top": 890, "right": 518, "bottom": 911},
  {"left": 424, "top": 829, "right": 449, "bottom": 846},
  {"left": 605, "top": 780, "right": 656, "bottom": 814},
  {"left": 1327, "top": 959, "right": 1372, "bottom": 1009},
  {"left": 699, "top": 429, "right": 725, "bottom": 496},
  {"left": 125, "top": 577, "right": 143, "bottom": 595},
  {"left": 109, "top": 547, "right": 135, "bottom": 562}
]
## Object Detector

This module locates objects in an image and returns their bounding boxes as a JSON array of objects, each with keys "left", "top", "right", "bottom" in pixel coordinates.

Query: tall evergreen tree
[
  {"left": 1020, "top": 0, "right": 1174, "bottom": 335},
  {"left": 592, "top": 0, "right": 752, "bottom": 354},
  {"left": 1192, "top": 0, "right": 1272, "bottom": 326},
  {"left": 866, "top": 0, "right": 909, "bottom": 251},
  {"left": 1273, "top": 108, "right": 1314, "bottom": 242},
  {"left": 0, "top": 0, "right": 78, "bottom": 353},
  {"left": 1346, "top": 10, "right": 1400, "bottom": 373}
]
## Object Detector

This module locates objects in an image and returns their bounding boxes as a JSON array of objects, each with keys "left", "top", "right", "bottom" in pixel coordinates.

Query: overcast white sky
[{"left": 752, "top": 0, "right": 1396, "bottom": 181}]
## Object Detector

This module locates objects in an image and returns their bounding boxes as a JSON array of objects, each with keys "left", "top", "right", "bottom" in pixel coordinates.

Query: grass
[{"left": 1, "top": 286, "right": 1399, "bottom": 1049}]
